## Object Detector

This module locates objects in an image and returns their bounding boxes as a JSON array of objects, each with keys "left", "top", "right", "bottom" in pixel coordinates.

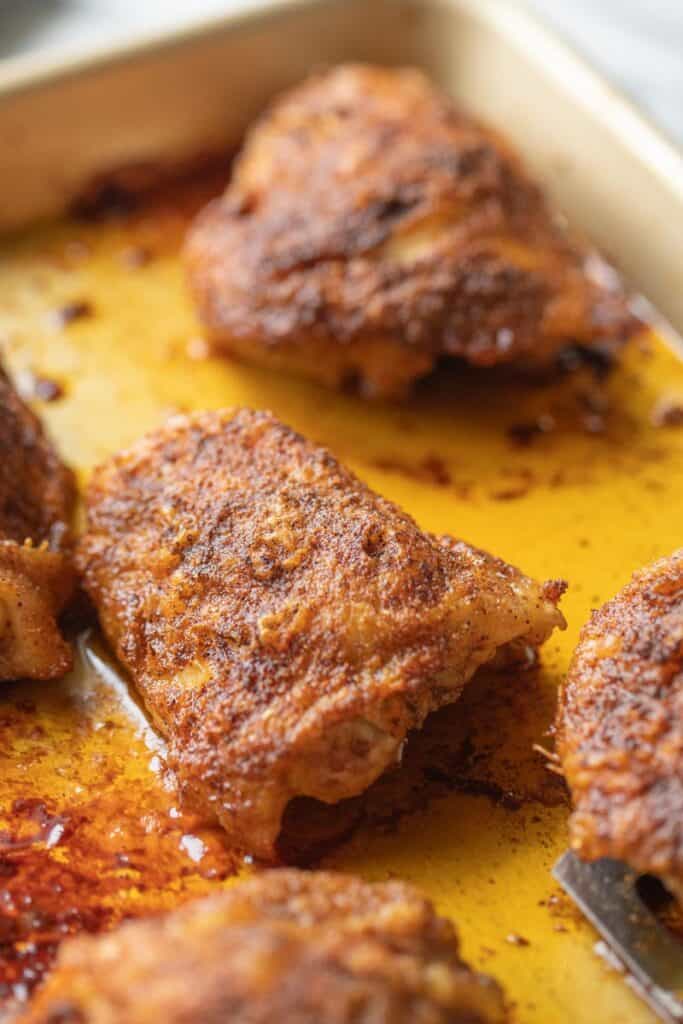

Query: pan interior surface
[{"left": 0, "top": 166, "right": 682, "bottom": 1023}]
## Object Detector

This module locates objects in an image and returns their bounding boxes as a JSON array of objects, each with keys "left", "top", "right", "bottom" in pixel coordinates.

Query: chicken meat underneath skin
[
  {"left": 185, "top": 64, "right": 637, "bottom": 399},
  {"left": 77, "top": 408, "right": 566, "bottom": 859},
  {"left": 557, "top": 551, "right": 683, "bottom": 898},
  {"left": 18, "top": 870, "right": 507, "bottom": 1024},
  {"left": 0, "top": 363, "right": 75, "bottom": 681}
]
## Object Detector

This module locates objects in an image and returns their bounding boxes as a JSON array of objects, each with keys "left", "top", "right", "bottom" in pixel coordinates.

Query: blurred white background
[{"left": 0, "top": 0, "right": 681, "bottom": 143}]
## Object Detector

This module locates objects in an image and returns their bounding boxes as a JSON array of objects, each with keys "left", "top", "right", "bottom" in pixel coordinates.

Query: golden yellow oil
[{"left": 1, "top": 171, "right": 682, "bottom": 1022}]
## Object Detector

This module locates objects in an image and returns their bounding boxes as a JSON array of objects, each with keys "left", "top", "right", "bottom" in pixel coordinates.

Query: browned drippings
[
  {"left": 70, "top": 152, "right": 233, "bottom": 225},
  {"left": 0, "top": 639, "right": 240, "bottom": 1011},
  {"left": 372, "top": 455, "right": 472, "bottom": 498}
]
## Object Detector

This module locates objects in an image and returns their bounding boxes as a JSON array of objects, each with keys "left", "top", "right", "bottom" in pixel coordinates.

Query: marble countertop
[{"left": 1, "top": 0, "right": 681, "bottom": 145}]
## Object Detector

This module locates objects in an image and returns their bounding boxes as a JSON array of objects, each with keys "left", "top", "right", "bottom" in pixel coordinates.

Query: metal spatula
[{"left": 553, "top": 853, "right": 683, "bottom": 1023}]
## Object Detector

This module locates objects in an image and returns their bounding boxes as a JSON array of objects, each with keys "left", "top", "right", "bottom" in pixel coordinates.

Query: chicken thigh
[
  {"left": 0, "top": 364, "right": 75, "bottom": 681},
  {"left": 77, "top": 408, "right": 565, "bottom": 858},
  {"left": 557, "top": 551, "right": 683, "bottom": 897},
  {"left": 186, "top": 65, "right": 636, "bottom": 398},
  {"left": 20, "top": 870, "right": 507, "bottom": 1024}
]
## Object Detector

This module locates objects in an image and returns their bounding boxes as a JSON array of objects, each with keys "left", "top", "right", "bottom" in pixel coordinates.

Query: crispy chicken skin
[
  {"left": 77, "top": 408, "right": 565, "bottom": 859},
  {"left": 557, "top": 551, "right": 683, "bottom": 896},
  {"left": 185, "top": 64, "right": 636, "bottom": 398},
  {"left": 20, "top": 870, "right": 507, "bottom": 1024},
  {"left": 0, "top": 365, "right": 75, "bottom": 681}
]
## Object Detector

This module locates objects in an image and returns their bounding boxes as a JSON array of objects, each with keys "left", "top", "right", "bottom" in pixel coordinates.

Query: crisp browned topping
[
  {"left": 0, "top": 364, "right": 75, "bottom": 681},
  {"left": 77, "top": 408, "right": 564, "bottom": 859},
  {"left": 185, "top": 64, "right": 637, "bottom": 398},
  {"left": 557, "top": 551, "right": 683, "bottom": 895},
  {"left": 19, "top": 870, "right": 507, "bottom": 1024}
]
